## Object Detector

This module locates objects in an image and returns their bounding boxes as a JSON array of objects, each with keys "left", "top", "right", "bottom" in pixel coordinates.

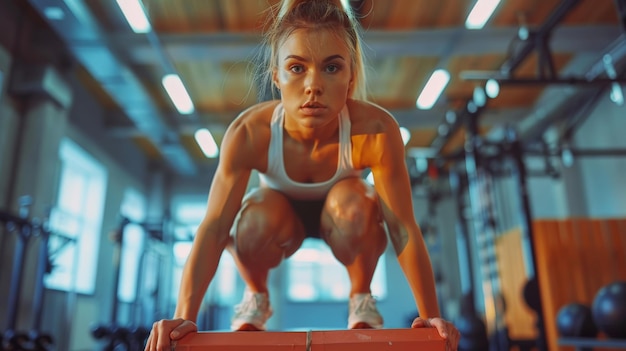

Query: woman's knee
[
  {"left": 231, "top": 189, "right": 302, "bottom": 260},
  {"left": 324, "top": 178, "right": 383, "bottom": 239},
  {"left": 322, "top": 179, "right": 387, "bottom": 265}
]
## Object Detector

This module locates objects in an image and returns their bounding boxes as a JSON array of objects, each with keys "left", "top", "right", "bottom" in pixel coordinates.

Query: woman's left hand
[{"left": 411, "top": 317, "right": 460, "bottom": 351}]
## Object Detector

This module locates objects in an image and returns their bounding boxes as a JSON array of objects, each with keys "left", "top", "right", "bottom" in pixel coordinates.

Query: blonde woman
[{"left": 145, "top": 1, "right": 459, "bottom": 350}]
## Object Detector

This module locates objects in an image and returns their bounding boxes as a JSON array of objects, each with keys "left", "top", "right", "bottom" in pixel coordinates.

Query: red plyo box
[
  {"left": 311, "top": 328, "right": 446, "bottom": 351},
  {"left": 173, "top": 331, "right": 307, "bottom": 351},
  {"left": 173, "top": 328, "right": 445, "bottom": 351}
]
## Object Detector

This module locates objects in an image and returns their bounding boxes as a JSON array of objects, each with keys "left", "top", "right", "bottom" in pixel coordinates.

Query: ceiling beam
[
  {"left": 27, "top": 0, "right": 198, "bottom": 175},
  {"left": 500, "top": 0, "right": 583, "bottom": 74},
  {"left": 428, "top": 0, "right": 590, "bottom": 155},
  {"left": 110, "top": 25, "right": 622, "bottom": 64},
  {"left": 519, "top": 35, "right": 626, "bottom": 143}
]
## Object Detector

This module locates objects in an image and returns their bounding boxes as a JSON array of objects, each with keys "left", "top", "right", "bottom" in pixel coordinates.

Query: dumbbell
[
  {"left": 28, "top": 331, "right": 54, "bottom": 351},
  {"left": 130, "top": 326, "right": 150, "bottom": 349},
  {"left": 3, "top": 330, "right": 34, "bottom": 351},
  {"left": 110, "top": 326, "right": 131, "bottom": 348},
  {"left": 91, "top": 324, "right": 113, "bottom": 340}
]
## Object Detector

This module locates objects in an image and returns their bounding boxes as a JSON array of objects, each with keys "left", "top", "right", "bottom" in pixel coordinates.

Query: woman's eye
[
  {"left": 326, "top": 64, "right": 339, "bottom": 73},
  {"left": 290, "top": 65, "right": 303, "bottom": 73}
]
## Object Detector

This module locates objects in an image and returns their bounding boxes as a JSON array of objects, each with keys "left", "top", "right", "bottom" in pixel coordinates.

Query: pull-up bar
[{"left": 172, "top": 328, "right": 445, "bottom": 351}]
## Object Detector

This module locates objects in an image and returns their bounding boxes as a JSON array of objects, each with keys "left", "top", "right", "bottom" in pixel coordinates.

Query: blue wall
[{"left": 576, "top": 93, "right": 626, "bottom": 217}]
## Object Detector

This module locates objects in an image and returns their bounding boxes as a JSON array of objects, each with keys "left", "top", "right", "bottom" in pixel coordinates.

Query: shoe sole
[
  {"left": 350, "top": 322, "right": 375, "bottom": 329},
  {"left": 349, "top": 322, "right": 382, "bottom": 329},
  {"left": 234, "top": 323, "right": 264, "bottom": 331}
]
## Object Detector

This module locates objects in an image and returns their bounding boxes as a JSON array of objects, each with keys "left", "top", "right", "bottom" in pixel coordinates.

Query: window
[
  {"left": 286, "top": 238, "right": 387, "bottom": 302},
  {"left": 45, "top": 138, "right": 107, "bottom": 294},
  {"left": 170, "top": 199, "right": 239, "bottom": 306},
  {"left": 117, "top": 188, "right": 147, "bottom": 303}
]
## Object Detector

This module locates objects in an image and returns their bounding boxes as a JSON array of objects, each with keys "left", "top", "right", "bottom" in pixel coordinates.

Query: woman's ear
[
  {"left": 347, "top": 76, "right": 354, "bottom": 97},
  {"left": 272, "top": 69, "right": 280, "bottom": 91}
]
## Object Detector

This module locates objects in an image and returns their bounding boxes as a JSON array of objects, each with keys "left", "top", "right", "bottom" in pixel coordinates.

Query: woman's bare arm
[
  {"left": 174, "top": 115, "right": 258, "bottom": 321},
  {"left": 359, "top": 104, "right": 440, "bottom": 318}
]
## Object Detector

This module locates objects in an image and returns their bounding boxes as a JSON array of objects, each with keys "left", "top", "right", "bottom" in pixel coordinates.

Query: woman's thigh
[
  {"left": 230, "top": 187, "right": 306, "bottom": 258},
  {"left": 320, "top": 177, "right": 387, "bottom": 257}
]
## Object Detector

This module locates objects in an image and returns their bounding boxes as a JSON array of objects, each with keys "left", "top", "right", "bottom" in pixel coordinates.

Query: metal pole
[
  {"left": 31, "top": 221, "right": 49, "bottom": 332},
  {"left": 5, "top": 196, "right": 33, "bottom": 331},
  {"left": 507, "top": 128, "right": 549, "bottom": 351},
  {"left": 464, "top": 112, "right": 504, "bottom": 351},
  {"left": 111, "top": 218, "right": 130, "bottom": 324},
  {"left": 450, "top": 171, "right": 476, "bottom": 315},
  {"left": 614, "top": 0, "right": 626, "bottom": 33}
]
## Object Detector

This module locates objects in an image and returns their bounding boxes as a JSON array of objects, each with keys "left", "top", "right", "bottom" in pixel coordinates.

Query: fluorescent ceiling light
[
  {"left": 44, "top": 7, "right": 65, "bottom": 20},
  {"left": 416, "top": 69, "right": 450, "bottom": 110},
  {"left": 485, "top": 79, "right": 500, "bottom": 98},
  {"left": 399, "top": 127, "right": 411, "bottom": 145},
  {"left": 561, "top": 147, "right": 574, "bottom": 167},
  {"left": 162, "top": 74, "right": 195, "bottom": 115},
  {"left": 116, "top": 0, "right": 151, "bottom": 33},
  {"left": 610, "top": 83, "right": 624, "bottom": 106},
  {"left": 415, "top": 157, "right": 428, "bottom": 172},
  {"left": 465, "top": 0, "right": 501, "bottom": 30},
  {"left": 473, "top": 86, "right": 487, "bottom": 107},
  {"left": 194, "top": 128, "right": 219, "bottom": 158}
]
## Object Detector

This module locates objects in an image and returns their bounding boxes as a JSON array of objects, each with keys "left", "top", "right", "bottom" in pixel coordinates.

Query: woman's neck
[{"left": 283, "top": 113, "right": 340, "bottom": 145}]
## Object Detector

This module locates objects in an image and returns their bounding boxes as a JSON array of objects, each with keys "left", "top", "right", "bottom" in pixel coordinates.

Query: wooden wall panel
[
  {"left": 532, "top": 218, "right": 626, "bottom": 351},
  {"left": 495, "top": 228, "right": 537, "bottom": 340}
]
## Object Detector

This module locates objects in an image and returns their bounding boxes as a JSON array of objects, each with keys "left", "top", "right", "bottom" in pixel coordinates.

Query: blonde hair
[{"left": 257, "top": 0, "right": 368, "bottom": 101}]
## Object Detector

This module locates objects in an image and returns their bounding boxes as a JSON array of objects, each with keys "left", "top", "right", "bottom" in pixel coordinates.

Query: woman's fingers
[
  {"left": 170, "top": 320, "right": 198, "bottom": 340},
  {"left": 411, "top": 317, "right": 460, "bottom": 351},
  {"left": 144, "top": 318, "right": 194, "bottom": 351}
]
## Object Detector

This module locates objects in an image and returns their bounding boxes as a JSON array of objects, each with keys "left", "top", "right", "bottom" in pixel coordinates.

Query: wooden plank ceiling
[{"left": 78, "top": 0, "right": 620, "bottom": 170}]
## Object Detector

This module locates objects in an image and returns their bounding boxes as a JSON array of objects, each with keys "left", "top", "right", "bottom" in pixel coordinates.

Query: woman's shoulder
[
  {"left": 225, "top": 100, "right": 279, "bottom": 140},
  {"left": 233, "top": 99, "right": 281, "bottom": 126},
  {"left": 219, "top": 100, "right": 279, "bottom": 170},
  {"left": 346, "top": 99, "right": 399, "bottom": 133},
  {"left": 223, "top": 100, "right": 278, "bottom": 146}
]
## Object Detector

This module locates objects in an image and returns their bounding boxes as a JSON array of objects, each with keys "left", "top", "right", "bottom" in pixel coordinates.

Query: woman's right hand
[{"left": 144, "top": 318, "right": 197, "bottom": 351}]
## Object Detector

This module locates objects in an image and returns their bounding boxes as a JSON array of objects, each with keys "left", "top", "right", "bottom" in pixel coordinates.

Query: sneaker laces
[
  {"left": 351, "top": 294, "right": 379, "bottom": 315},
  {"left": 234, "top": 291, "right": 268, "bottom": 315}
]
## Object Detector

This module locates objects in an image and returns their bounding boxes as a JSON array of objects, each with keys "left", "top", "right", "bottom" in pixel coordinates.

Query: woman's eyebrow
[
  {"left": 322, "top": 55, "right": 346, "bottom": 63},
  {"left": 284, "top": 54, "right": 346, "bottom": 62}
]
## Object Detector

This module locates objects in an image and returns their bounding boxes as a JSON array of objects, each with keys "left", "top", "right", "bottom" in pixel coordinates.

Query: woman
[{"left": 145, "top": 0, "right": 460, "bottom": 350}]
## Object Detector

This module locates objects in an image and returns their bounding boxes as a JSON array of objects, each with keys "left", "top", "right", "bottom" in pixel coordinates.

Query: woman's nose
[{"left": 304, "top": 71, "right": 323, "bottom": 95}]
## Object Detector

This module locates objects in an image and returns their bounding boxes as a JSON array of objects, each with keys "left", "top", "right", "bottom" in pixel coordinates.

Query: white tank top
[{"left": 258, "top": 103, "right": 362, "bottom": 200}]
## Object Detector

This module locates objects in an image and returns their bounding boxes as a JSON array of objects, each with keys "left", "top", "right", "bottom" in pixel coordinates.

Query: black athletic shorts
[{"left": 288, "top": 198, "right": 327, "bottom": 239}]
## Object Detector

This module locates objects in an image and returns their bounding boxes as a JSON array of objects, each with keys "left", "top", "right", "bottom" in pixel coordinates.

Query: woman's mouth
[
  {"left": 300, "top": 102, "right": 326, "bottom": 115},
  {"left": 302, "top": 101, "right": 324, "bottom": 108}
]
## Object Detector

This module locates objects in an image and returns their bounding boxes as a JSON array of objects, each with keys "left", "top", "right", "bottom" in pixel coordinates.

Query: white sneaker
[
  {"left": 347, "top": 293, "right": 383, "bottom": 329},
  {"left": 231, "top": 290, "right": 273, "bottom": 331}
]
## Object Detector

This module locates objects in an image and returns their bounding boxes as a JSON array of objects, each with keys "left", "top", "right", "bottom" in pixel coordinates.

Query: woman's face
[{"left": 273, "top": 28, "right": 353, "bottom": 130}]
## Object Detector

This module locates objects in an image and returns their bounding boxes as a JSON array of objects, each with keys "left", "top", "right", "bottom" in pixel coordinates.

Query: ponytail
[{"left": 277, "top": 0, "right": 357, "bottom": 23}]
